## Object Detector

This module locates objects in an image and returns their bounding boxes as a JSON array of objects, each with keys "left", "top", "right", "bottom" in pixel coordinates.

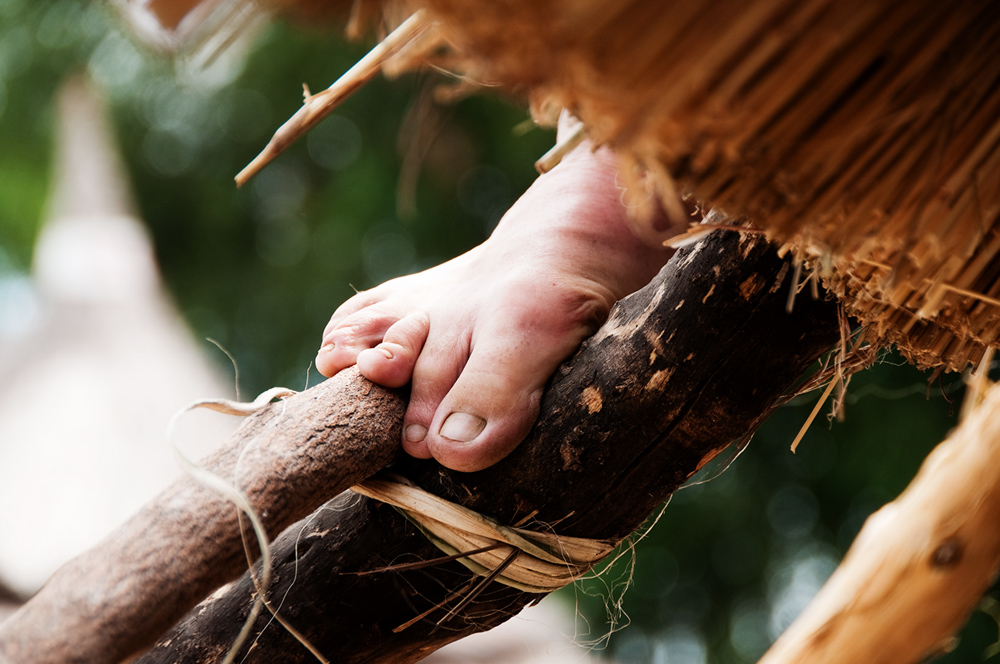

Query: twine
[{"left": 351, "top": 474, "right": 617, "bottom": 593}]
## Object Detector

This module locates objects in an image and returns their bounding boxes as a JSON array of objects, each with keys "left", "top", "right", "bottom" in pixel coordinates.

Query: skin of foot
[{"left": 316, "top": 129, "right": 679, "bottom": 472}]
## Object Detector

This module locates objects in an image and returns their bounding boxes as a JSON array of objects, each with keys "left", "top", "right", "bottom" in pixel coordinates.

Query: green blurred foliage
[
  {"left": 0, "top": 0, "right": 551, "bottom": 392},
  {"left": 1, "top": 1, "right": 996, "bottom": 662}
]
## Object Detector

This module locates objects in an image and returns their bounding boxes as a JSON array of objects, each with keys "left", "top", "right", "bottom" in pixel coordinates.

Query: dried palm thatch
[
  {"left": 129, "top": 0, "right": 1000, "bottom": 373},
  {"left": 377, "top": 0, "right": 1000, "bottom": 373}
]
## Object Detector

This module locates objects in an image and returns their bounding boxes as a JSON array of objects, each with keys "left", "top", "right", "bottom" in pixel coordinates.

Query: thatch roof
[
  {"left": 127, "top": 0, "right": 1000, "bottom": 372},
  {"left": 394, "top": 0, "right": 1000, "bottom": 373}
]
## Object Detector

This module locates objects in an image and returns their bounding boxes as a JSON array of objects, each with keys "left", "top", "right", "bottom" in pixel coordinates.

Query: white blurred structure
[
  {"left": 0, "top": 77, "right": 237, "bottom": 597},
  {"left": 425, "top": 597, "right": 606, "bottom": 664}
]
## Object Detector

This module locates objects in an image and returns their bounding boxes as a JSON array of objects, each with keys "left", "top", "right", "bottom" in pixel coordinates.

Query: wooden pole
[
  {"left": 759, "top": 366, "right": 1000, "bottom": 664},
  {"left": 135, "top": 230, "right": 841, "bottom": 663},
  {"left": 0, "top": 372, "right": 403, "bottom": 664}
]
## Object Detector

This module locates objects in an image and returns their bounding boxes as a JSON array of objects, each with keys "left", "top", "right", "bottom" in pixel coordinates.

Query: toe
[
  {"left": 356, "top": 312, "right": 429, "bottom": 388},
  {"left": 427, "top": 354, "right": 548, "bottom": 472},
  {"left": 322, "top": 289, "right": 381, "bottom": 338},
  {"left": 424, "top": 329, "right": 573, "bottom": 472},
  {"left": 422, "top": 281, "right": 604, "bottom": 472},
  {"left": 315, "top": 308, "right": 400, "bottom": 377},
  {"left": 399, "top": 332, "right": 468, "bottom": 460}
]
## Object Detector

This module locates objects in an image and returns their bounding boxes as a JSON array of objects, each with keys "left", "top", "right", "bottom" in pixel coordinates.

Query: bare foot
[{"left": 316, "top": 137, "right": 678, "bottom": 472}]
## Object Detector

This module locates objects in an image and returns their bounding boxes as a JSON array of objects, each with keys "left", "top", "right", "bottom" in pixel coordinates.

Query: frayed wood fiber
[{"left": 393, "top": 0, "right": 1000, "bottom": 372}]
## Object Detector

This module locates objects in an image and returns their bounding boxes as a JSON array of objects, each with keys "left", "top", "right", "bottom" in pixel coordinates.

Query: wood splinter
[{"left": 235, "top": 10, "right": 434, "bottom": 187}]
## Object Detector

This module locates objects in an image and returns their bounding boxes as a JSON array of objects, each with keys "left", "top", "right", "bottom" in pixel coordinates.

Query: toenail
[
  {"left": 320, "top": 343, "right": 335, "bottom": 352},
  {"left": 405, "top": 424, "right": 427, "bottom": 443},
  {"left": 377, "top": 345, "right": 394, "bottom": 360},
  {"left": 440, "top": 412, "right": 486, "bottom": 443}
]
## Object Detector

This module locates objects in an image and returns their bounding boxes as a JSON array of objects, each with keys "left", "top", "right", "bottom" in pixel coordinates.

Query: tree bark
[
  {"left": 0, "top": 372, "right": 403, "bottom": 664},
  {"left": 136, "top": 230, "right": 841, "bottom": 663}
]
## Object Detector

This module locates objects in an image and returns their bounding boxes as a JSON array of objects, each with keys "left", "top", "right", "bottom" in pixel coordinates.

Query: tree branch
[
  {"left": 135, "top": 230, "right": 841, "bottom": 663},
  {"left": 760, "top": 370, "right": 1000, "bottom": 664},
  {"left": 0, "top": 372, "right": 403, "bottom": 664}
]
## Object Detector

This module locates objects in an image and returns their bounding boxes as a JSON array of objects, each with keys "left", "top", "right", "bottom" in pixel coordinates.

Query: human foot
[{"left": 316, "top": 138, "right": 679, "bottom": 472}]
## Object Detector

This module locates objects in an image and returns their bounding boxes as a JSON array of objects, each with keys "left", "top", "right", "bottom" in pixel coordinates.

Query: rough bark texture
[
  {"left": 0, "top": 372, "right": 403, "bottom": 664},
  {"left": 137, "top": 230, "right": 841, "bottom": 663}
]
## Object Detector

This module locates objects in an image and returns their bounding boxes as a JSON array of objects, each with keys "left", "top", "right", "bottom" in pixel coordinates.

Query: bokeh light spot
[
  {"left": 307, "top": 114, "right": 362, "bottom": 171},
  {"left": 36, "top": 2, "right": 83, "bottom": 50},
  {"left": 767, "top": 545, "right": 838, "bottom": 639},
  {"left": 142, "top": 128, "right": 195, "bottom": 177},
  {"left": 767, "top": 484, "right": 819, "bottom": 539},
  {"left": 729, "top": 595, "right": 771, "bottom": 660},
  {"left": 363, "top": 222, "right": 416, "bottom": 285},
  {"left": 656, "top": 624, "right": 707, "bottom": 664},
  {"left": 252, "top": 161, "right": 309, "bottom": 220},
  {"left": 88, "top": 30, "right": 145, "bottom": 93},
  {"left": 457, "top": 164, "right": 512, "bottom": 233}
]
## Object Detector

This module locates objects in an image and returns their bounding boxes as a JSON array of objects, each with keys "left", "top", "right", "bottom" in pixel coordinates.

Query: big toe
[{"left": 424, "top": 343, "right": 564, "bottom": 472}]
